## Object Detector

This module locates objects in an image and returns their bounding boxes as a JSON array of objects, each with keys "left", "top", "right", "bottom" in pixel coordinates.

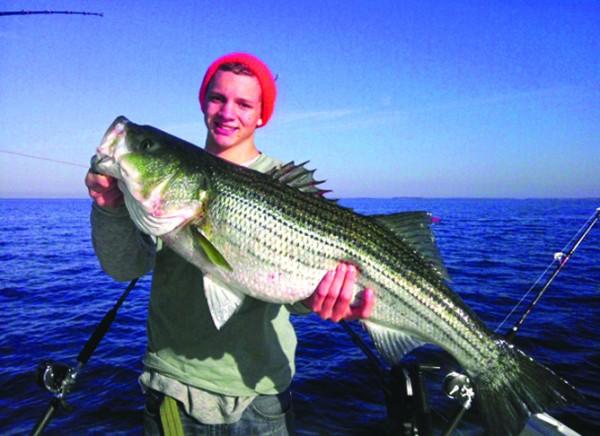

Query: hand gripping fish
[{"left": 93, "top": 116, "right": 582, "bottom": 435}]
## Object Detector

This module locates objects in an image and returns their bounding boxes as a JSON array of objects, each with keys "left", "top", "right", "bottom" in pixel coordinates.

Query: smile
[{"left": 214, "top": 124, "right": 238, "bottom": 136}]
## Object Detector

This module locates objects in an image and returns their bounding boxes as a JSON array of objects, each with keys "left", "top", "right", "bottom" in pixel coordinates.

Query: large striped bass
[{"left": 93, "top": 116, "right": 581, "bottom": 435}]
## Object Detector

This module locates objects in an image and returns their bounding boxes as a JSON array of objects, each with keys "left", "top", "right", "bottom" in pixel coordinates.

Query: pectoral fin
[
  {"left": 192, "top": 226, "right": 233, "bottom": 271},
  {"left": 203, "top": 275, "right": 245, "bottom": 329}
]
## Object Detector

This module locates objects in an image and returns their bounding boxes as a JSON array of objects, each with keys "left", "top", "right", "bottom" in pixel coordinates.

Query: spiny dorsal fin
[
  {"left": 372, "top": 211, "right": 449, "bottom": 280},
  {"left": 266, "top": 161, "right": 332, "bottom": 198}
]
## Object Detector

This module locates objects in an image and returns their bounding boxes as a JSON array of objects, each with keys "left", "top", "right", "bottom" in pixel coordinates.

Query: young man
[{"left": 85, "top": 53, "right": 374, "bottom": 434}]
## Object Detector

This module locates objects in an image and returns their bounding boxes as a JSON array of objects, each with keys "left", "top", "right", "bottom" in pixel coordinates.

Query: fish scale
[
  {"left": 210, "top": 165, "right": 513, "bottom": 366},
  {"left": 181, "top": 138, "right": 562, "bottom": 380},
  {"left": 215, "top": 180, "right": 485, "bottom": 369},
  {"left": 92, "top": 116, "right": 582, "bottom": 435}
]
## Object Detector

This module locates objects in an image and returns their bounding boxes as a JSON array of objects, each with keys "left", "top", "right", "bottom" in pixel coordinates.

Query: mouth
[
  {"left": 93, "top": 116, "right": 130, "bottom": 176},
  {"left": 91, "top": 154, "right": 114, "bottom": 173},
  {"left": 213, "top": 122, "right": 238, "bottom": 136}
]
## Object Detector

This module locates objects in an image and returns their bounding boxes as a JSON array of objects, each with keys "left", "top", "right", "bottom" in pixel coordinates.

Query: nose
[{"left": 218, "top": 101, "right": 235, "bottom": 119}]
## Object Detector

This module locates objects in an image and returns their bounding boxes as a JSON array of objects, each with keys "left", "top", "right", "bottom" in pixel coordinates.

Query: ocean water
[{"left": 0, "top": 198, "right": 599, "bottom": 435}]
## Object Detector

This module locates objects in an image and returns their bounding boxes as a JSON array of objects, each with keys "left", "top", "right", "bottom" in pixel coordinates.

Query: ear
[{"left": 257, "top": 118, "right": 263, "bottom": 126}]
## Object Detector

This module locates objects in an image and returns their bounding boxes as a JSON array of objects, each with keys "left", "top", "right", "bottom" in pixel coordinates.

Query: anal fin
[{"left": 363, "top": 320, "right": 426, "bottom": 365}]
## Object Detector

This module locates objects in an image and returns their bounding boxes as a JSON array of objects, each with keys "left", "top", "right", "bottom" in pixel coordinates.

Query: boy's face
[{"left": 203, "top": 70, "right": 263, "bottom": 152}]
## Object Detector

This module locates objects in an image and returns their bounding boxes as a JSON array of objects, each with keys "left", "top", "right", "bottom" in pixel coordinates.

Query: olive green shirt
[{"left": 142, "top": 153, "right": 298, "bottom": 396}]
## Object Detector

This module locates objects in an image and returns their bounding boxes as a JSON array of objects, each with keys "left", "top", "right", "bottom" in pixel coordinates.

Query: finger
[
  {"left": 319, "top": 263, "right": 347, "bottom": 320},
  {"left": 88, "top": 182, "right": 123, "bottom": 207},
  {"left": 85, "top": 171, "right": 100, "bottom": 191},
  {"left": 346, "top": 288, "right": 374, "bottom": 321},
  {"left": 99, "top": 187, "right": 125, "bottom": 208},
  {"left": 306, "top": 270, "right": 335, "bottom": 312},
  {"left": 92, "top": 191, "right": 110, "bottom": 207},
  {"left": 107, "top": 189, "right": 125, "bottom": 207},
  {"left": 330, "top": 264, "right": 357, "bottom": 322},
  {"left": 87, "top": 180, "right": 114, "bottom": 199},
  {"left": 96, "top": 174, "right": 117, "bottom": 190},
  {"left": 88, "top": 188, "right": 101, "bottom": 202},
  {"left": 85, "top": 171, "right": 115, "bottom": 191}
]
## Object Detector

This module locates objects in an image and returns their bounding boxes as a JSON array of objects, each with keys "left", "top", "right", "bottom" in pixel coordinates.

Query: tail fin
[{"left": 472, "top": 340, "right": 583, "bottom": 435}]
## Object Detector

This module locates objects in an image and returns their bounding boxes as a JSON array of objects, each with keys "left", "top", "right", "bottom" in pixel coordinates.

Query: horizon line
[{"left": 1, "top": 195, "right": 598, "bottom": 201}]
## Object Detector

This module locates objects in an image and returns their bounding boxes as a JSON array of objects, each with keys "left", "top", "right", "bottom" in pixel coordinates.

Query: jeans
[{"left": 143, "top": 389, "right": 295, "bottom": 435}]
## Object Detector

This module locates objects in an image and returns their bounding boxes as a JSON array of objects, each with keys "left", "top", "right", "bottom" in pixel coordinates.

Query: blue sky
[{"left": 1, "top": 0, "right": 598, "bottom": 198}]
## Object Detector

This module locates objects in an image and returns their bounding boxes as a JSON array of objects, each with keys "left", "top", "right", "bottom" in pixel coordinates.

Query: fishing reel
[
  {"left": 441, "top": 372, "right": 475, "bottom": 436},
  {"left": 36, "top": 360, "right": 77, "bottom": 408},
  {"left": 443, "top": 371, "right": 474, "bottom": 407}
]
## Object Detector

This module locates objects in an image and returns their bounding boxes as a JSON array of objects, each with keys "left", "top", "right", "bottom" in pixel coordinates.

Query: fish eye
[{"left": 140, "top": 138, "right": 157, "bottom": 152}]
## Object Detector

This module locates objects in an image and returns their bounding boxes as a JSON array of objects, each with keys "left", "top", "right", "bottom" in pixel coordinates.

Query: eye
[
  {"left": 208, "top": 94, "right": 224, "bottom": 103},
  {"left": 140, "top": 138, "right": 157, "bottom": 152}
]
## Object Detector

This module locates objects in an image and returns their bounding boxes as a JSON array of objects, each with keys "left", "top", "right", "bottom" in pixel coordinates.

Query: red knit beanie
[{"left": 198, "top": 53, "right": 277, "bottom": 127}]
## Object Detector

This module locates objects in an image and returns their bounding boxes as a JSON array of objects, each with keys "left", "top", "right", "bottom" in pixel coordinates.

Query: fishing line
[
  {"left": 494, "top": 262, "right": 554, "bottom": 333},
  {"left": 0, "top": 149, "right": 88, "bottom": 168},
  {"left": 496, "top": 208, "right": 600, "bottom": 336},
  {"left": 558, "top": 210, "right": 598, "bottom": 253}
]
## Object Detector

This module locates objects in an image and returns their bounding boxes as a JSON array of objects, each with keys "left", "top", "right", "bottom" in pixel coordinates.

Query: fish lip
[
  {"left": 94, "top": 155, "right": 113, "bottom": 166},
  {"left": 91, "top": 154, "right": 114, "bottom": 174}
]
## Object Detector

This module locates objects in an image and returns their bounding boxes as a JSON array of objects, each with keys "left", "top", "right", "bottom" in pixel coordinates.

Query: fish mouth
[
  {"left": 90, "top": 154, "right": 113, "bottom": 173},
  {"left": 93, "top": 116, "right": 130, "bottom": 176}
]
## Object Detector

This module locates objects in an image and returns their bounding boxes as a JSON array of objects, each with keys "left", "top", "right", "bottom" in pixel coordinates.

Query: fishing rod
[
  {"left": 504, "top": 207, "right": 600, "bottom": 342},
  {"left": 0, "top": 10, "right": 103, "bottom": 17},
  {"left": 443, "top": 206, "right": 600, "bottom": 434},
  {"left": 31, "top": 278, "right": 138, "bottom": 435},
  {"left": 341, "top": 207, "right": 599, "bottom": 435}
]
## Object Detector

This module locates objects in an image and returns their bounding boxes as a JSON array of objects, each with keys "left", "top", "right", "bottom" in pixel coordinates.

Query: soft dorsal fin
[
  {"left": 266, "top": 161, "right": 332, "bottom": 198},
  {"left": 372, "top": 211, "right": 448, "bottom": 280}
]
